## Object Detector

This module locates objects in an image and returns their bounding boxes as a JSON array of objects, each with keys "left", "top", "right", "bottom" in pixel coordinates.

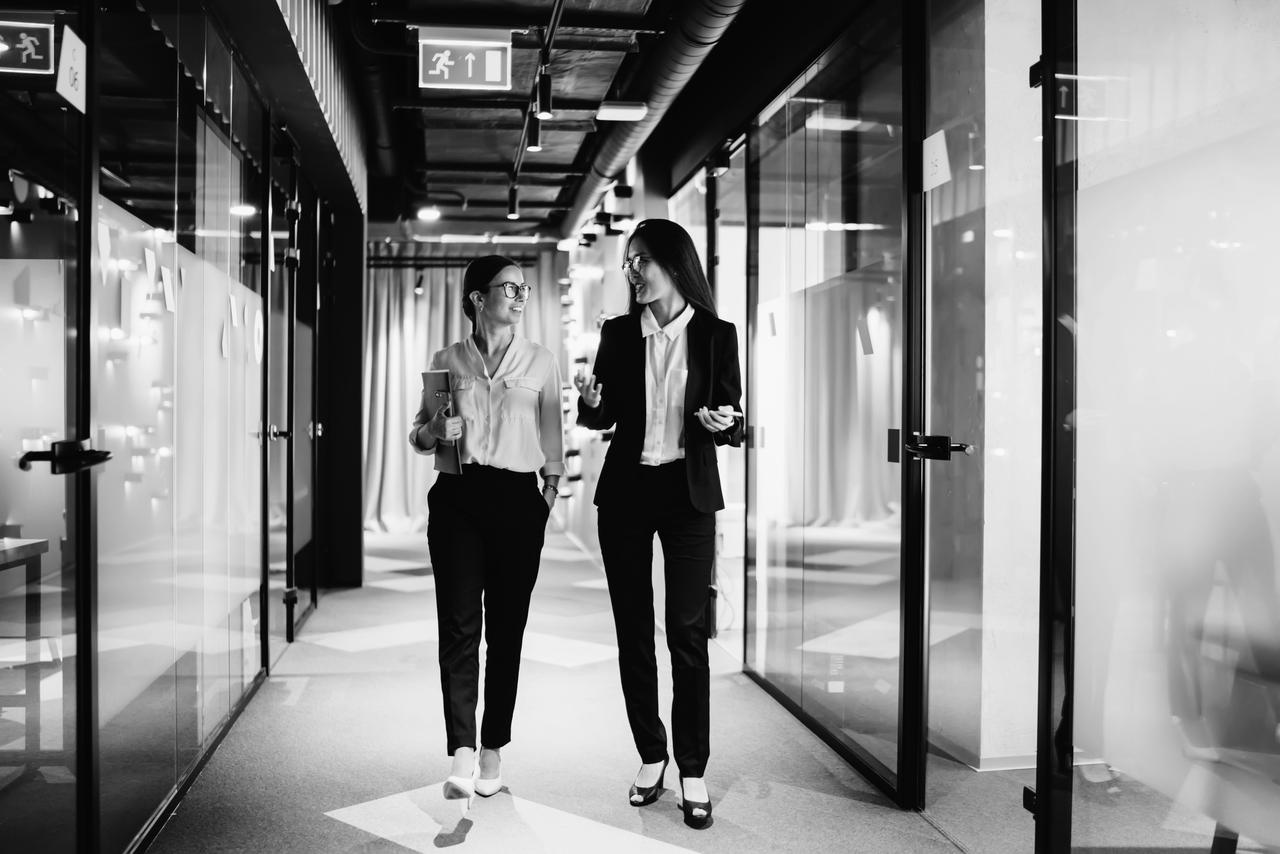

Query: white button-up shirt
[
  {"left": 640, "top": 304, "right": 694, "bottom": 466},
  {"left": 410, "top": 335, "right": 565, "bottom": 477}
]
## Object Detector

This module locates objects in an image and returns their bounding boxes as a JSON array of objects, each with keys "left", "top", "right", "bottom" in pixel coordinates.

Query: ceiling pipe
[
  {"left": 559, "top": 0, "right": 748, "bottom": 238},
  {"left": 348, "top": 0, "right": 408, "bottom": 177}
]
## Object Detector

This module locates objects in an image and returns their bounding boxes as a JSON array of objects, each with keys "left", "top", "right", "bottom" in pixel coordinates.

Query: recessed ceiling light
[
  {"left": 416, "top": 206, "right": 441, "bottom": 222},
  {"left": 229, "top": 204, "right": 257, "bottom": 217}
]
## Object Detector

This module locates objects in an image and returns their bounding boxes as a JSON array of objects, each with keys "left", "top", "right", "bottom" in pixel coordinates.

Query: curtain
[{"left": 362, "top": 242, "right": 561, "bottom": 532}]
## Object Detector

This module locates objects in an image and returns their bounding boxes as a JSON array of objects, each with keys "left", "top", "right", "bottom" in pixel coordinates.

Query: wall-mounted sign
[
  {"left": 0, "top": 21, "right": 55, "bottom": 76},
  {"left": 418, "top": 27, "right": 511, "bottom": 91},
  {"left": 55, "top": 26, "right": 85, "bottom": 113}
]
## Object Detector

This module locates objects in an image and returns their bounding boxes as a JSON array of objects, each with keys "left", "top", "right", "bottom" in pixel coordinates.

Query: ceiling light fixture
[
  {"left": 596, "top": 101, "right": 648, "bottom": 122},
  {"left": 507, "top": 185, "right": 520, "bottom": 220},
  {"left": 526, "top": 115, "right": 542, "bottom": 152},
  {"left": 706, "top": 149, "right": 730, "bottom": 178},
  {"left": 416, "top": 206, "right": 441, "bottom": 222},
  {"left": 229, "top": 204, "right": 257, "bottom": 217},
  {"left": 535, "top": 73, "right": 554, "bottom": 121}
]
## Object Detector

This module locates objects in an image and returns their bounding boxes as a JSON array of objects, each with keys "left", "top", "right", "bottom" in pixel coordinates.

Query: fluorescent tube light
[{"left": 596, "top": 101, "right": 648, "bottom": 121}]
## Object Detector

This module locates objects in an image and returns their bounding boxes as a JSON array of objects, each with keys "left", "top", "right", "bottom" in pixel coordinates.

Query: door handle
[
  {"left": 903, "top": 432, "right": 974, "bottom": 461},
  {"left": 18, "top": 439, "right": 112, "bottom": 474},
  {"left": 268, "top": 424, "right": 292, "bottom": 441}
]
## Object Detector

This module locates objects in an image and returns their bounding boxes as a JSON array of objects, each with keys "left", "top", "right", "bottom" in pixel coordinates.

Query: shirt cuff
[{"left": 540, "top": 461, "right": 566, "bottom": 478}]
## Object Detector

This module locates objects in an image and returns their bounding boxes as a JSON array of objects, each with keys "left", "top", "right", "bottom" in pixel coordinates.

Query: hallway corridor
[{"left": 147, "top": 530, "right": 958, "bottom": 853}]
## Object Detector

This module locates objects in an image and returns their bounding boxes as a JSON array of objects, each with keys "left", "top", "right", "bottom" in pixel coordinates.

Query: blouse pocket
[
  {"left": 449, "top": 376, "right": 477, "bottom": 420},
  {"left": 500, "top": 376, "right": 541, "bottom": 422}
]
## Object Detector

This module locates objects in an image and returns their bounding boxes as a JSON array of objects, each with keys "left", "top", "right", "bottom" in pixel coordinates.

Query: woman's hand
[
  {"left": 574, "top": 371, "right": 603, "bottom": 409},
  {"left": 695, "top": 405, "right": 736, "bottom": 433},
  {"left": 426, "top": 403, "right": 463, "bottom": 443}
]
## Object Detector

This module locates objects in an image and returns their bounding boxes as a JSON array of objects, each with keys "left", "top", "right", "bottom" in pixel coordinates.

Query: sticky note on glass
[
  {"left": 160, "top": 266, "right": 175, "bottom": 312},
  {"left": 922, "top": 129, "right": 951, "bottom": 192}
]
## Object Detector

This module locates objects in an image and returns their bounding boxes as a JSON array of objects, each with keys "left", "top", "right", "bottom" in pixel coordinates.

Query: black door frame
[
  {"left": 1033, "top": 0, "right": 1077, "bottom": 850},
  {"left": 731, "top": 0, "right": 932, "bottom": 809}
]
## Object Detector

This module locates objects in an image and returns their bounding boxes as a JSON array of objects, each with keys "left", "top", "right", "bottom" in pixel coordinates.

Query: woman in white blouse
[{"left": 409, "top": 254, "right": 564, "bottom": 800}]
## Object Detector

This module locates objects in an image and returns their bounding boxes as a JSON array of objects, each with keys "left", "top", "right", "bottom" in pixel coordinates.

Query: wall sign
[
  {"left": 418, "top": 27, "right": 511, "bottom": 91},
  {"left": 0, "top": 21, "right": 55, "bottom": 76}
]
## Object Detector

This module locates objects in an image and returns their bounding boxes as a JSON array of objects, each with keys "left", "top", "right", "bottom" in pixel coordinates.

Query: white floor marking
[
  {"left": 520, "top": 631, "right": 616, "bottom": 667},
  {"left": 367, "top": 575, "right": 436, "bottom": 593},
  {"left": 304, "top": 621, "right": 437, "bottom": 652},
  {"left": 800, "top": 610, "right": 973, "bottom": 659},
  {"left": 325, "top": 784, "right": 699, "bottom": 853}
]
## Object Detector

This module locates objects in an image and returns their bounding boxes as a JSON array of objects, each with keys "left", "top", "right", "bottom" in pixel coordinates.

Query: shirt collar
[{"left": 639, "top": 303, "right": 696, "bottom": 340}]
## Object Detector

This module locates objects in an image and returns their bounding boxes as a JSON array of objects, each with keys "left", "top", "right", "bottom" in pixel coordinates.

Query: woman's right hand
[
  {"left": 426, "top": 403, "right": 463, "bottom": 443},
  {"left": 574, "top": 372, "right": 603, "bottom": 409}
]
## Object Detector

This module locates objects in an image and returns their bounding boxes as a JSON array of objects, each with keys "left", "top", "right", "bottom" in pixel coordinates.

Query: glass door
[
  {"left": 0, "top": 12, "right": 89, "bottom": 846},
  {"left": 1038, "top": 1, "right": 1280, "bottom": 851},
  {"left": 744, "top": 1, "right": 915, "bottom": 802},
  {"left": 265, "top": 177, "right": 293, "bottom": 660},
  {"left": 918, "top": 0, "right": 1043, "bottom": 849},
  {"left": 266, "top": 160, "right": 315, "bottom": 659}
]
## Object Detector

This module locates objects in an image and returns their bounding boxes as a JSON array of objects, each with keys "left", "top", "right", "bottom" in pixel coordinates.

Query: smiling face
[
  {"left": 624, "top": 236, "right": 677, "bottom": 307},
  {"left": 473, "top": 264, "right": 527, "bottom": 326}
]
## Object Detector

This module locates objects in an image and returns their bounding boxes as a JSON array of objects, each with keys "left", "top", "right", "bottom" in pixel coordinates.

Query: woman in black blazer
[{"left": 575, "top": 218, "right": 743, "bottom": 829}]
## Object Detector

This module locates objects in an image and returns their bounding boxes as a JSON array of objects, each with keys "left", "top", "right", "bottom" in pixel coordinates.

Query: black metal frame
[
  {"left": 1033, "top": 0, "right": 1077, "bottom": 850},
  {"left": 726, "top": 0, "right": 931, "bottom": 805},
  {"left": 73, "top": 2, "right": 101, "bottom": 850}
]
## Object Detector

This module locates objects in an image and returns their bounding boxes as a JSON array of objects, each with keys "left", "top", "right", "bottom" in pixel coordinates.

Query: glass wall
[
  {"left": 920, "top": 0, "right": 1042, "bottom": 850},
  {"left": 1069, "top": 1, "right": 1280, "bottom": 849},
  {"left": 0, "top": 8, "right": 86, "bottom": 849},
  {"left": 93, "top": 2, "right": 265, "bottom": 848},
  {"left": 744, "top": 7, "right": 907, "bottom": 781}
]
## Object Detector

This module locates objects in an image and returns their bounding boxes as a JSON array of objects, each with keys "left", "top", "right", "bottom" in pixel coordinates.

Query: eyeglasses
[
  {"left": 487, "top": 282, "right": 532, "bottom": 299},
  {"left": 621, "top": 255, "right": 651, "bottom": 276}
]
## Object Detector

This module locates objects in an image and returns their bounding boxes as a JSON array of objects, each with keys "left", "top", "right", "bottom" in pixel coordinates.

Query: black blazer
[{"left": 577, "top": 309, "right": 744, "bottom": 513}]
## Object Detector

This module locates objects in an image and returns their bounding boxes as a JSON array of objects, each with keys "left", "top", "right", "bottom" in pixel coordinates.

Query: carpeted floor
[{"left": 147, "top": 529, "right": 961, "bottom": 854}]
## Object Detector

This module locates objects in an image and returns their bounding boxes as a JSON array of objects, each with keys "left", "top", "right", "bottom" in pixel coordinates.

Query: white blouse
[
  {"left": 640, "top": 303, "right": 694, "bottom": 466},
  {"left": 410, "top": 335, "right": 565, "bottom": 478}
]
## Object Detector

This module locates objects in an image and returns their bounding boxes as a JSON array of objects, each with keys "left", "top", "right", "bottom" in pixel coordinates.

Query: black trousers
[
  {"left": 598, "top": 459, "right": 715, "bottom": 778},
  {"left": 427, "top": 464, "right": 549, "bottom": 754}
]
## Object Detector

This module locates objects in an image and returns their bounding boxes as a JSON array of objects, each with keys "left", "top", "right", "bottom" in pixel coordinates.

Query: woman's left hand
[
  {"left": 542, "top": 486, "right": 557, "bottom": 509},
  {"left": 695, "top": 406, "right": 735, "bottom": 433}
]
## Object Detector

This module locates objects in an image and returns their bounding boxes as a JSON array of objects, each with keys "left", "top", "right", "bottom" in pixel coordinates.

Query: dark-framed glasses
[
  {"left": 488, "top": 281, "right": 532, "bottom": 299},
  {"left": 621, "top": 255, "right": 651, "bottom": 276}
]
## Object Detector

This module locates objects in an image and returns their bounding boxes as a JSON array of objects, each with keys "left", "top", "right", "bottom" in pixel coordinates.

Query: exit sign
[
  {"left": 0, "top": 20, "right": 55, "bottom": 76},
  {"left": 418, "top": 27, "right": 511, "bottom": 91}
]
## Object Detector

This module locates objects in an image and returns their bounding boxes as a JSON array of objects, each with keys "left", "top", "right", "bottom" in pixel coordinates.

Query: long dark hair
[{"left": 625, "top": 219, "right": 717, "bottom": 317}]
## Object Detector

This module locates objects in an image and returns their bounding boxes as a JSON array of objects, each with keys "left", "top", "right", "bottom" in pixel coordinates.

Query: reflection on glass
[
  {"left": 93, "top": 3, "right": 265, "bottom": 847},
  {"left": 745, "top": 7, "right": 905, "bottom": 781},
  {"left": 0, "top": 170, "right": 79, "bottom": 851},
  {"left": 1072, "top": 1, "right": 1280, "bottom": 849},
  {"left": 920, "top": 0, "right": 1041, "bottom": 850}
]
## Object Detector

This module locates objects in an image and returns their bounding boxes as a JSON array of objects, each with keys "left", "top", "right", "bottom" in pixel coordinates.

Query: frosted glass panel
[{"left": 1073, "top": 1, "right": 1280, "bottom": 848}]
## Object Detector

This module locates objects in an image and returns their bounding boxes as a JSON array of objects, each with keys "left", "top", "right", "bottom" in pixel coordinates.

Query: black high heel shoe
[
  {"left": 679, "top": 778, "right": 712, "bottom": 829},
  {"left": 628, "top": 758, "right": 668, "bottom": 807}
]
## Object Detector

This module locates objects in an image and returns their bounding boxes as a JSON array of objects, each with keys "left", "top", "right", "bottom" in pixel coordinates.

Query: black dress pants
[
  {"left": 598, "top": 459, "right": 715, "bottom": 778},
  {"left": 427, "top": 464, "right": 549, "bottom": 754}
]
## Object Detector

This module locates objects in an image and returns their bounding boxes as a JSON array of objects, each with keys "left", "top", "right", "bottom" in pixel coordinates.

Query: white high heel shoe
[
  {"left": 443, "top": 752, "right": 475, "bottom": 800},
  {"left": 474, "top": 749, "right": 502, "bottom": 797}
]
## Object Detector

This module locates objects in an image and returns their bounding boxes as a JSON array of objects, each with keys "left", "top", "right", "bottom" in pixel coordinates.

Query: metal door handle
[
  {"left": 18, "top": 440, "right": 112, "bottom": 474},
  {"left": 903, "top": 433, "right": 974, "bottom": 461},
  {"left": 268, "top": 424, "right": 292, "bottom": 441}
]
